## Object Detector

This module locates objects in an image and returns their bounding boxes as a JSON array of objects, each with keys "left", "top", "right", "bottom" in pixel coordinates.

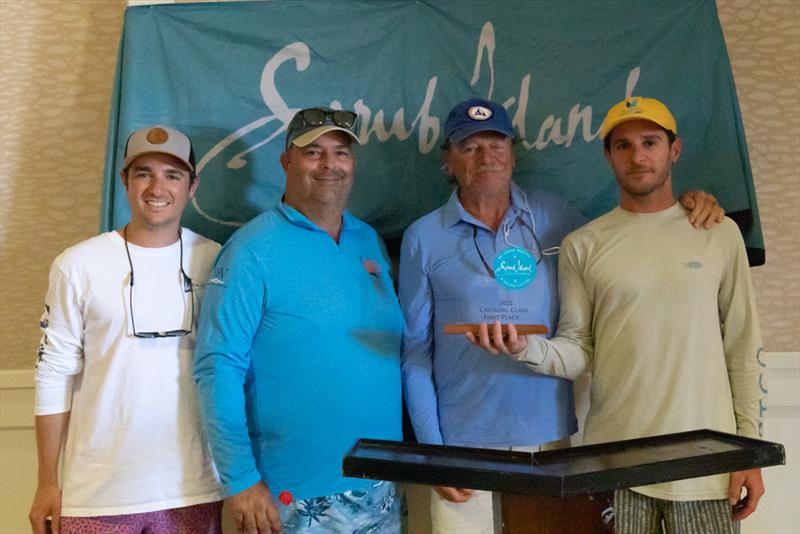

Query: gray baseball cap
[{"left": 123, "top": 125, "right": 194, "bottom": 171}]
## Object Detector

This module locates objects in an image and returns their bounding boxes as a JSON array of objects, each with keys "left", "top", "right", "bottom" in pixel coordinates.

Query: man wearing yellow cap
[{"left": 473, "top": 97, "right": 766, "bottom": 533}]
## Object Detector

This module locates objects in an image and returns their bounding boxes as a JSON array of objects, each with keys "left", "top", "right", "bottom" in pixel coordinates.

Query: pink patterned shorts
[{"left": 60, "top": 500, "right": 222, "bottom": 534}]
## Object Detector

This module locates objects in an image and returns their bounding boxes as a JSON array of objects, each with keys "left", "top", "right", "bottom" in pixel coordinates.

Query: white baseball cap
[{"left": 122, "top": 125, "right": 194, "bottom": 171}]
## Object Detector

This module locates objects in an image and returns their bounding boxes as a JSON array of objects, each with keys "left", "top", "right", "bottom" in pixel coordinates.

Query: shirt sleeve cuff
[
  {"left": 516, "top": 337, "right": 548, "bottom": 366},
  {"left": 34, "top": 378, "right": 73, "bottom": 415},
  {"left": 224, "top": 469, "right": 264, "bottom": 498}
]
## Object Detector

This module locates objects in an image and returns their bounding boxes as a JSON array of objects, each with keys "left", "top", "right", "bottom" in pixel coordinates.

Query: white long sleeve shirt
[{"left": 34, "top": 229, "right": 223, "bottom": 516}]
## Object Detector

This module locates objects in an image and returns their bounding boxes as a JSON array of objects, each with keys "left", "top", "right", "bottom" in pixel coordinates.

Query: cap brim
[
  {"left": 291, "top": 125, "right": 360, "bottom": 148},
  {"left": 600, "top": 116, "right": 676, "bottom": 140},
  {"left": 122, "top": 151, "right": 194, "bottom": 172},
  {"left": 448, "top": 123, "right": 515, "bottom": 144}
]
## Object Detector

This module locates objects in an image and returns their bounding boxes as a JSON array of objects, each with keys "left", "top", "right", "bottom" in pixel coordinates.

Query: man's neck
[
  {"left": 285, "top": 199, "right": 345, "bottom": 243},
  {"left": 458, "top": 189, "right": 511, "bottom": 233},
  {"left": 119, "top": 222, "right": 181, "bottom": 248},
  {"left": 619, "top": 193, "right": 677, "bottom": 214}
]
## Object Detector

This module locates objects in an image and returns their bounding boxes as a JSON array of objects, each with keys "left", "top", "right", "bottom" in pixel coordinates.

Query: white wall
[
  {"left": 1, "top": 354, "right": 797, "bottom": 534},
  {"left": 745, "top": 353, "right": 800, "bottom": 534}
]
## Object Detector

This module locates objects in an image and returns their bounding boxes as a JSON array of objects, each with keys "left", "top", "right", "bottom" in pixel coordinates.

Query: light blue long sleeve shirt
[
  {"left": 398, "top": 183, "right": 586, "bottom": 447},
  {"left": 194, "top": 203, "right": 404, "bottom": 499}
]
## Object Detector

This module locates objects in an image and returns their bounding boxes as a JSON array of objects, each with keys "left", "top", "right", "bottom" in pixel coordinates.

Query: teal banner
[{"left": 102, "top": 0, "right": 764, "bottom": 263}]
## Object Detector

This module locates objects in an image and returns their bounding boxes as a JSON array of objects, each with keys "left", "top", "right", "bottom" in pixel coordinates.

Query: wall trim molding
[
  {"left": 1, "top": 351, "right": 797, "bottom": 429},
  {"left": 2, "top": 352, "right": 796, "bottom": 389},
  {"left": 1, "top": 351, "right": 796, "bottom": 389},
  {"left": 764, "top": 352, "right": 800, "bottom": 368},
  {"left": 0, "top": 368, "right": 33, "bottom": 389}
]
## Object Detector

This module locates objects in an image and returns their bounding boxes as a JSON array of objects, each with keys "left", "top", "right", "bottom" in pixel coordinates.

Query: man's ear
[
  {"left": 670, "top": 137, "right": 683, "bottom": 164},
  {"left": 120, "top": 170, "right": 129, "bottom": 190},
  {"left": 279, "top": 151, "right": 290, "bottom": 172},
  {"left": 441, "top": 151, "right": 453, "bottom": 176},
  {"left": 188, "top": 174, "right": 200, "bottom": 199},
  {"left": 603, "top": 147, "right": 613, "bottom": 168}
]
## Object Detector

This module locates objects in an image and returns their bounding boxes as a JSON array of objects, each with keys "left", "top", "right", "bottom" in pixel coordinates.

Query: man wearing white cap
[
  {"left": 30, "top": 125, "right": 223, "bottom": 533},
  {"left": 194, "top": 107, "right": 405, "bottom": 534},
  {"left": 478, "top": 97, "right": 765, "bottom": 533}
]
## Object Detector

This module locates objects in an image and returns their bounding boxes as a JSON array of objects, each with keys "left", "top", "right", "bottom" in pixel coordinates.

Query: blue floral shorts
[{"left": 279, "top": 480, "right": 405, "bottom": 534}]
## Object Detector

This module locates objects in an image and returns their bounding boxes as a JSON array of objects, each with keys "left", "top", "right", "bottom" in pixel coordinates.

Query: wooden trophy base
[{"left": 502, "top": 493, "right": 614, "bottom": 534}]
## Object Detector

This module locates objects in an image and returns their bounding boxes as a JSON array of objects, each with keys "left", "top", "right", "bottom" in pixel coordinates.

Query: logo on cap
[
  {"left": 146, "top": 127, "right": 169, "bottom": 145},
  {"left": 621, "top": 98, "right": 644, "bottom": 117},
  {"left": 467, "top": 105, "right": 493, "bottom": 121}
]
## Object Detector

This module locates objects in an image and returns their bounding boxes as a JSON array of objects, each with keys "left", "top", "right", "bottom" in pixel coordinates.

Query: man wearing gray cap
[
  {"left": 194, "top": 107, "right": 405, "bottom": 534},
  {"left": 398, "top": 98, "right": 725, "bottom": 533},
  {"left": 30, "top": 126, "right": 223, "bottom": 533}
]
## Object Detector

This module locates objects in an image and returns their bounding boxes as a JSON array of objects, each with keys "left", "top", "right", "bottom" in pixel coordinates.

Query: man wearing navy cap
[
  {"left": 195, "top": 107, "right": 405, "bottom": 534},
  {"left": 397, "top": 98, "right": 724, "bottom": 533}
]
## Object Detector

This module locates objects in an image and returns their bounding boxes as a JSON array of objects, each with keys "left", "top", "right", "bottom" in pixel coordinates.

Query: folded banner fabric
[{"left": 102, "top": 0, "right": 764, "bottom": 264}]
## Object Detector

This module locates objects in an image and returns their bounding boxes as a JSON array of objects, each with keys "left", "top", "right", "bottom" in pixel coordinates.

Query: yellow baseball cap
[{"left": 599, "top": 97, "right": 677, "bottom": 140}]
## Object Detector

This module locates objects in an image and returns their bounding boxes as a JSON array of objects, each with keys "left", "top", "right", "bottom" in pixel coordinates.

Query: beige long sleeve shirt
[{"left": 521, "top": 203, "right": 765, "bottom": 500}]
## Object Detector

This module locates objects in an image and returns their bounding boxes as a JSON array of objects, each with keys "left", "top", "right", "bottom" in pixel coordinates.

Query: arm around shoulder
[{"left": 678, "top": 190, "right": 725, "bottom": 228}]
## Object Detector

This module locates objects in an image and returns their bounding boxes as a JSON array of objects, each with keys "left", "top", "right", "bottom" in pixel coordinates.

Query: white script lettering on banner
[{"left": 194, "top": 22, "right": 641, "bottom": 227}]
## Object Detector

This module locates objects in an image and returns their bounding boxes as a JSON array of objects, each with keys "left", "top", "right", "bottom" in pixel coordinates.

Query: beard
[{"left": 617, "top": 167, "right": 670, "bottom": 197}]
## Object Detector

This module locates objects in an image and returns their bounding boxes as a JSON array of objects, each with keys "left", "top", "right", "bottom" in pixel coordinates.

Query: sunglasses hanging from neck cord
[{"left": 123, "top": 225, "right": 194, "bottom": 338}]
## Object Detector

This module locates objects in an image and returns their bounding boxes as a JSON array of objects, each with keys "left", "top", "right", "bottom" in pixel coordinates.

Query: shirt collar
[
  {"left": 277, "top": 202, "right": 361, "bottom": 233},
  {"left": 441, "top": 181, "right": 531, "bottom": 230}
]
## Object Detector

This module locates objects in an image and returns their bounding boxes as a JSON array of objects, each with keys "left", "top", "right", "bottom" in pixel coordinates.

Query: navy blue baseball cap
[{"left": 444, "top": 98, "right": 516, "bottom": 144}]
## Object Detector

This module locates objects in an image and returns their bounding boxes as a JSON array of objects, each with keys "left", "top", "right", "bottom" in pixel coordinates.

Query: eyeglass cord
[{"left": 123, "top": 225, "right": 191, "bottom": 336}]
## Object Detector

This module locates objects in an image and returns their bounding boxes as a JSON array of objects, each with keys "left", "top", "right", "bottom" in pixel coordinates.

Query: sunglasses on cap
[
  {"left": 285, "top": 107, "right": 360, "bottom": 150},
  {"left": 297, "top": 108, "right": 357, "bottom": 129}
]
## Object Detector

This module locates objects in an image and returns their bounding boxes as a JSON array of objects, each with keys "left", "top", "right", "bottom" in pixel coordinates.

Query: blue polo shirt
[
  {"left": 194, "top": 203, "right": 403, "bottom": 499},
  {"left": 398, "top": 183, "right": 585, "bottom": 447}
]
